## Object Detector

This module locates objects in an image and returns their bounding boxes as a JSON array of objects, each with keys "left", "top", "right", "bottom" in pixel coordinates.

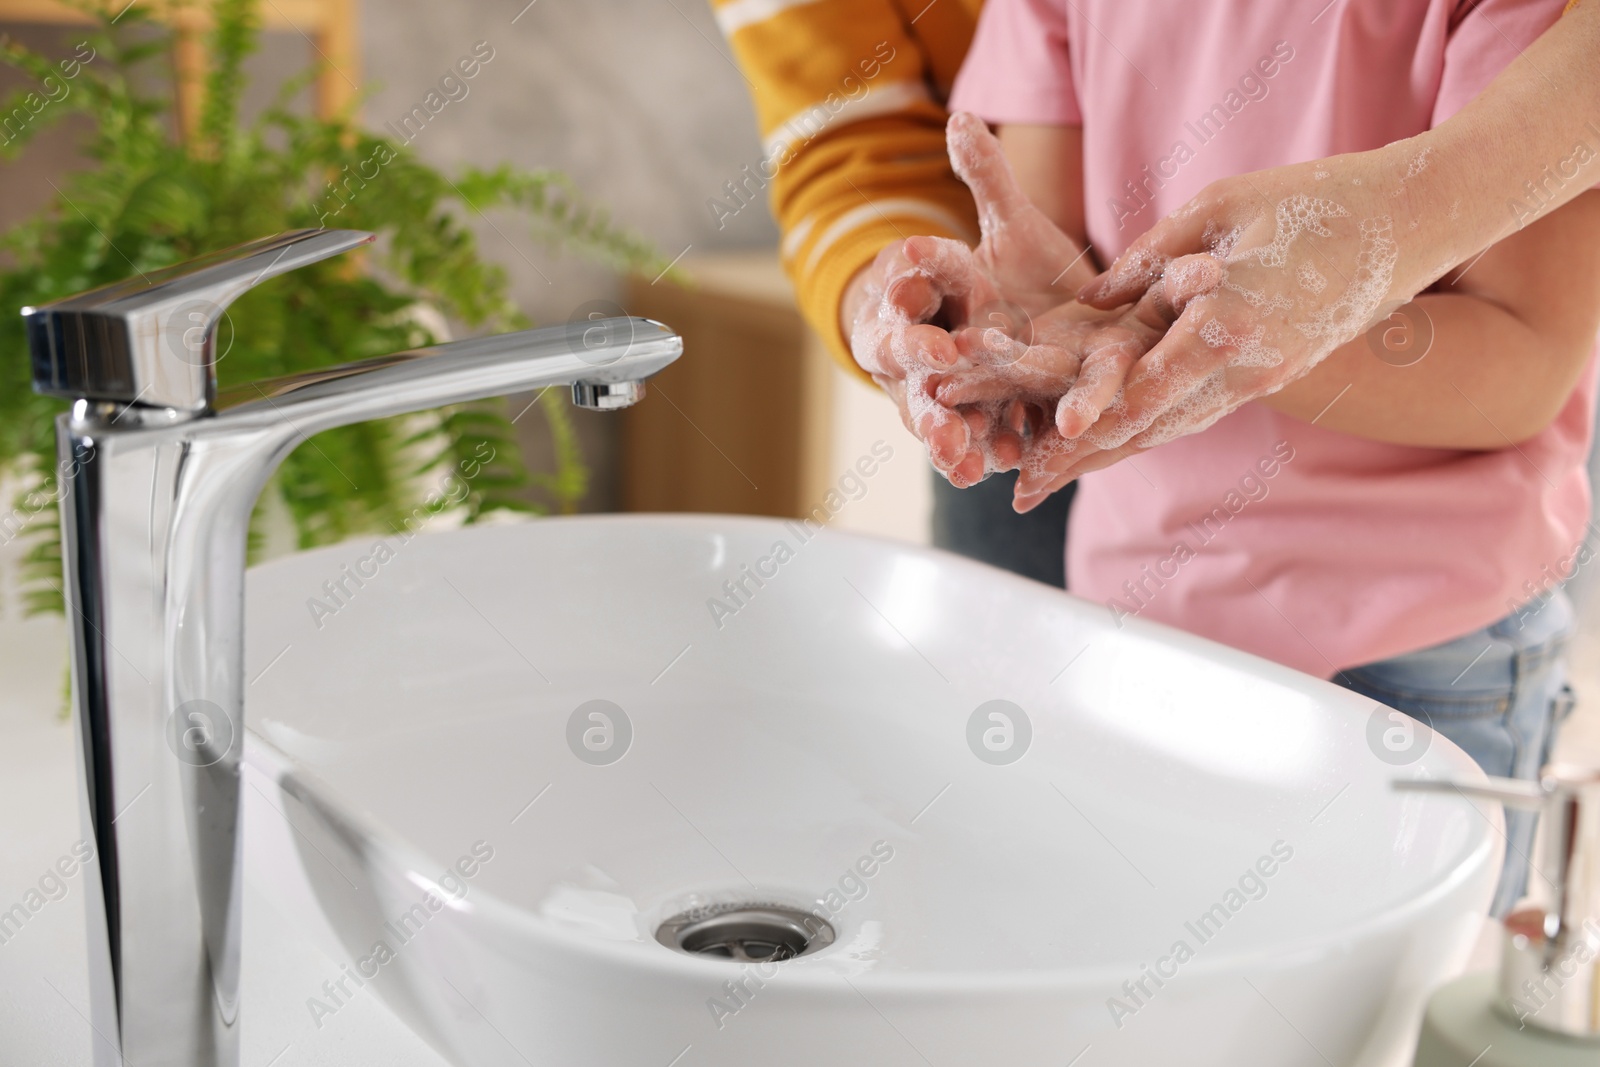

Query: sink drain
[{"left": 656, "top": 903, "right": 835, "bottom": 962}]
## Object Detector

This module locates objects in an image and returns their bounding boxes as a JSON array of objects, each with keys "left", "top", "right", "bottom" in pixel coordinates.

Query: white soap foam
[
  {"left": 1202, "top": 219, "right": 1248, "bottom": 260},
  {"left": 1018, "top": 425, "right": 1078, "bottom": 481},
  {"left": 1137, "top": 372, "right": 1250, "bottom": 447},
  {"left": 1242, "top": 195, "right": 1349, "bottom": 268},
  {"left": 1297, "top": 215, "right": 1398, "bottom": 346},
  {"left": 1079, "top": 392, "right": 1138, "bottom": 450},
  {"left": 1199, "top": 317, "right": 1283, "bottom": 369},
  {"left": 1297, "top": 261, "right": 1327, "bottom": 294},
  {"left": 1221, "top": 280, "right": 1292, "bottom": 313}
]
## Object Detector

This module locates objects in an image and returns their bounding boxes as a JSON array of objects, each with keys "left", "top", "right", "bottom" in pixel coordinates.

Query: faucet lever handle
[
  {"left": 25, "top": 228, "right": 374, "bottom": 412},
  {"left": 1392, "top": 775, "right": 1551, "bottom": 811},
  {"left": 1397, "top": 765, "right": 1600, "bottom": 1038}
]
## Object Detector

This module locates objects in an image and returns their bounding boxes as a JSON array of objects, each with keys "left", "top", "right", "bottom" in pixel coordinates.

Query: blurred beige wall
[{"left": 366, "top": 0, "right": 781, "bottom": 511}]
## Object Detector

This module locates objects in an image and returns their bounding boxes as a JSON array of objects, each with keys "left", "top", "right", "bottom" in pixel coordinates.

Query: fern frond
[{"left": 200, "top": 0, "right": 260, "bottom": 157}]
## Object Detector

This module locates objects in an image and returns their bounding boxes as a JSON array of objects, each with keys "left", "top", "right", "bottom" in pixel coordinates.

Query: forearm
[
  {"left": 1260, "top": 293, "right": 1591, "bottom": 447},
  {"left": 1396, "top": 0, "right": 1600, "bottom": 290},
  {"left": 839, "top": 262, "right": 885, "bottom": 346}
]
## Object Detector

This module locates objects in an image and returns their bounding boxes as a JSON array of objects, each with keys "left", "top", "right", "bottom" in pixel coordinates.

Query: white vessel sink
[{"left": 242, "top": 515, "right": 1498, "bottom": 1066}]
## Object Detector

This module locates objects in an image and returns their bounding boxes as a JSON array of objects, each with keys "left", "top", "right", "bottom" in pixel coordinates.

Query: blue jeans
[{"left": 1334, "top": 591, "right": 1577, "bottom": 917}]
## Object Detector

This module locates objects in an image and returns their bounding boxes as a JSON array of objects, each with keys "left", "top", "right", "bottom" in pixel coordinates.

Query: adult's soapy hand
[{"left": 1005, "top": 148, "right": 1440, "bottom": 510}]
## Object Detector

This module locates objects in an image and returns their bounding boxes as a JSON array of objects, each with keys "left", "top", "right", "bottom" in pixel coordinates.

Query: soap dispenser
[{"left": 1403, "top": 765, "right": 1600, "bottom": 1066}]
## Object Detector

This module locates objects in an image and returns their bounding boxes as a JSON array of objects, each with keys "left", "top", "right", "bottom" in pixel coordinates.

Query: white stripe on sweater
[
  {"left": 761, "top": 80, "right": 930, "bottom": 162},
  {"left": 714, "top": 0, "right": 827, "bottom": 37},
  {"left": 801, "top": 198, "right": 975, "bottom": 277}
]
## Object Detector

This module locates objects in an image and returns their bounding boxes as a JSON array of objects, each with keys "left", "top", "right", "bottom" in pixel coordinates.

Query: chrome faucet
[{"left": 25, "top": 229, "right": 682, "bottom": 1066}]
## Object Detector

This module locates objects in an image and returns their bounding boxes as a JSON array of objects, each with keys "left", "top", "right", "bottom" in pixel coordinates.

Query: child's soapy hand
[
  {"left": 1009, "top": 152, "right": 1430, "bottom": 509},
  {"left": 889, "top": 111, "right": 1224, "bottom": 493},
  {"left": 844, "top": 112, "right": 1106, "bottom": 487},
  {"left": 932, "top": 258, "right": 1226, "bottom": 429},
  {"left": 900, "top": 111, "right": 1103, "bottom": 322},
  {"left": 928, "top": 260, "right": 1224, "bottom": 500}
]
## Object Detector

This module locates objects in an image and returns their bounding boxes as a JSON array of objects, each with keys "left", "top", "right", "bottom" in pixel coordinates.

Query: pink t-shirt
[{"left": 949, "top": 0, "right": 1598, "bottom": 677}]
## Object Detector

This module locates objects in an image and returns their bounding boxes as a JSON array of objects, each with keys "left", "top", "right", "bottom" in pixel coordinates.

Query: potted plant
[{"left": 0, "top": 0, "right": 670, "bottom": 615}]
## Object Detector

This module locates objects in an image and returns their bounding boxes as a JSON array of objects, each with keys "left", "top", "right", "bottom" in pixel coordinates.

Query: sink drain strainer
[{"left": 656, "top": 903, "right": 835, "bottom": 962}]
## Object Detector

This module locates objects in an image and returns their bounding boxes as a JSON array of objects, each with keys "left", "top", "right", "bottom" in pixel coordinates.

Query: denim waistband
[{"left": 1334, "top": 589, "right": 1575, "bottom": 715}]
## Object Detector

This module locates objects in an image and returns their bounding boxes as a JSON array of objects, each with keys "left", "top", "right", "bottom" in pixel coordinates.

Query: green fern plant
[{"left": 0, "top": 0, "right": 669, "bottom": 615}]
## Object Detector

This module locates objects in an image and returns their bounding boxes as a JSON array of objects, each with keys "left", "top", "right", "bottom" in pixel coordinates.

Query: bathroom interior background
[{"left": 0, "top": 0, "right": 1595, "bottom": 762}]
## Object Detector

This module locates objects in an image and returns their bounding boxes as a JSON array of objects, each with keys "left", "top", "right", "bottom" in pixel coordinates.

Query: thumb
[
  {"left": 1078, "top": 194, "right": 1217, "bottom": 309},
  {"left": 946, "top": 111, "right": 1037, "bottom": 237}
]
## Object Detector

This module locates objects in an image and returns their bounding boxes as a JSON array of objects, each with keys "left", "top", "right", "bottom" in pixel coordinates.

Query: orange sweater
[{"left": 712, "top": 0, "right": 984, "bottom": 375}]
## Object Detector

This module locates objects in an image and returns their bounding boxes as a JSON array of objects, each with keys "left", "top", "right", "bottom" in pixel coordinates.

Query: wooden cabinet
[
  {"left": 619, "top": 250, "right": 930, "bottom": 544},
  {"left": 620, "top": 252, "right": 835, "bottom": 519}
]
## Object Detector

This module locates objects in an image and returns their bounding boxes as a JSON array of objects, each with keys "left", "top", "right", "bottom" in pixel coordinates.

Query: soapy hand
[
  {"left": 1007, "top": 153, "right": 1428, "bottom": 509},
  {"left": 843, "top": 111, "right": 1108, "bottom": 487},
  {"left": 930, "top": 258, "right": 1225, "bottom": 494},
  {"left": 872, "top": 112, "right": 1224, "bottom": 496}
]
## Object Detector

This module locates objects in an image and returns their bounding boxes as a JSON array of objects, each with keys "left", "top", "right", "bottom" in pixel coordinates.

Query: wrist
[
  {"left": 839, "top": 263, "right": 874, "bottom": 341},
  {"left": 1355, "top": 136, "right": 1456, "bottom": 300},
  {"left": 1371, "top": 127, "right": 1507, "bottom": 295}
]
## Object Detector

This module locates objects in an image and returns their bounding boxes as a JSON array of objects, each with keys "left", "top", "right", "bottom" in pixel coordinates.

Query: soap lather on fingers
[
  {"left": 845, "top": 111, "right": 1232, "bottom": 493},
  {"left": 879, "top": 113, "right": 1226, "bottom": 487}
]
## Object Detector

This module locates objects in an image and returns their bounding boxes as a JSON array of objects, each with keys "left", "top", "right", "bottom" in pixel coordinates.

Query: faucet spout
[{"left": 30, "top": 233, "right": 681, "bottom": 1066}]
